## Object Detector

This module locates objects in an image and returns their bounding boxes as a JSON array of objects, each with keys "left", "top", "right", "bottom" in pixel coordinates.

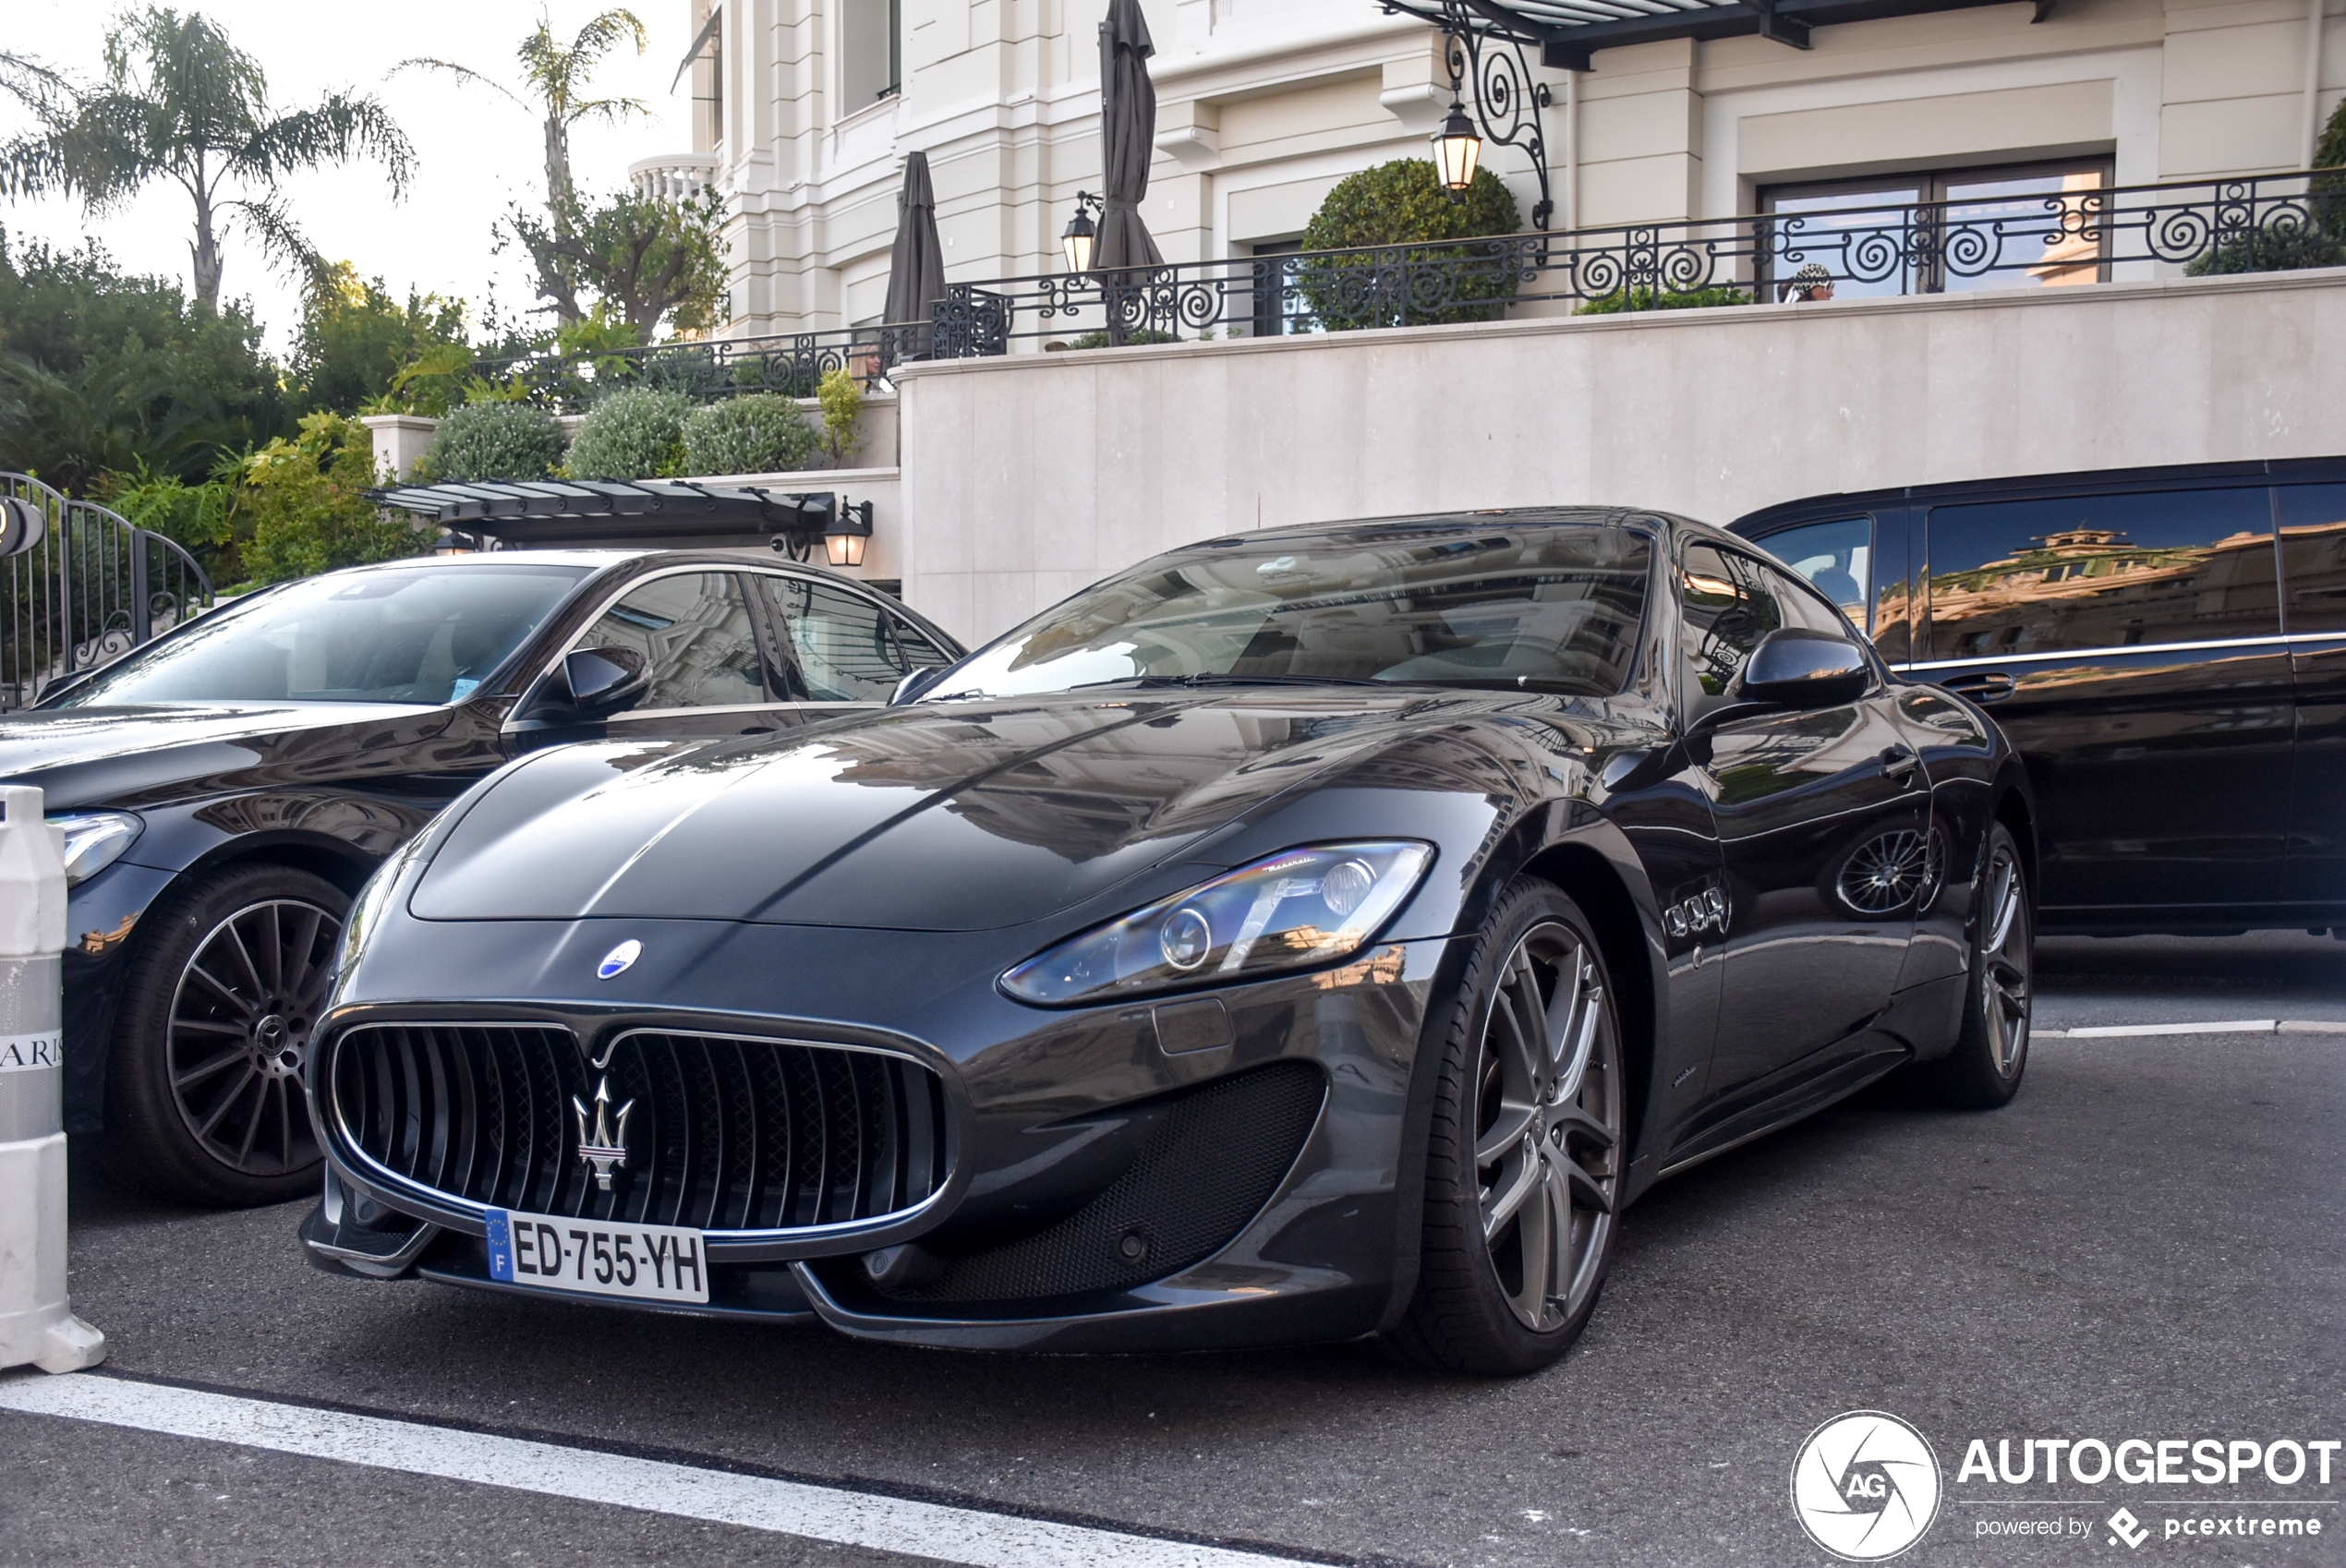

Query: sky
[{"left": 1, "top": 0, "right": 697, "bottom": 357}]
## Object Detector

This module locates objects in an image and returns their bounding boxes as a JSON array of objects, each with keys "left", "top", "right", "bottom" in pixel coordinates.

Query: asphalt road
[{"left": 6, "top": 932, "right": 2341, "bottom": 1568}]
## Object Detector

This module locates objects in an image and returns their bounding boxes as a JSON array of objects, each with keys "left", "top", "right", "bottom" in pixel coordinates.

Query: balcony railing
[
  {"left": 467, "top": 172, "right": 2338, "bottom": 404},
  {"left": 469, "top": 319, "right": 939, "bottom": 411},
  {"left": 928, "top": 170, "right": 2342, "bottom": 354}
]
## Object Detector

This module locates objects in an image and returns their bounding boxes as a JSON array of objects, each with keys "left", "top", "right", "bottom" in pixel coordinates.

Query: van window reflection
[
  {"left": 2278, "top": 484, "right": 2346, "bottom": 633},
  {"left": 1925, "top": 489, "right": 2277, "bottom": 658}
]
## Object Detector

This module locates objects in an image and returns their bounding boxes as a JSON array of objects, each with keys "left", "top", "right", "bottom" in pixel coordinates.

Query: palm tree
[
  {"left": 397, "top": 10, "right": 650, "bottom": 227},
  {"left": 0, "top": 8, "right": 414, "bottom": 312}
]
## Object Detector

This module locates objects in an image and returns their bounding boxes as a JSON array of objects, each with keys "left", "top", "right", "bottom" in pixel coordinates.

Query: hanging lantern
[{"left": 1432, "top": 102, "right": 1481, "bottom": 196}]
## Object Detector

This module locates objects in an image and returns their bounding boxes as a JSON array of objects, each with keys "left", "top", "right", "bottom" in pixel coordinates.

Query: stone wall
[{"left": 889, "top": 267, "right": 2346, "bottom": 645}]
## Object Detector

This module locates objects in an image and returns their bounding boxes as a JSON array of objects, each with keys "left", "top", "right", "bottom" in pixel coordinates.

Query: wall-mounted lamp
[
  {"left": 826, "top": 499, "right": 874, "bottom": 568},
  {"left": 1061, "top": 191, "right": 1104, "bottom": 273},
  {"left": 1432, "top": 102, "right": 1481, "bottom": 197}
]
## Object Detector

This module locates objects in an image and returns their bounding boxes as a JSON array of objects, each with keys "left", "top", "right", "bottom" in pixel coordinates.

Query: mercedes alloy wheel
[{"left": 104, "top": 863, "right": 349, "bottom": 1205}]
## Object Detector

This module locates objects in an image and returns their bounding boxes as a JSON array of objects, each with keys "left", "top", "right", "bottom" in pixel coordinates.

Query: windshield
[
  {"left": 54, "top": 563, "right": 594, "bottom": 707},
  {"left": 935, "top": 524, "right": 1652, "bottom": 700}
]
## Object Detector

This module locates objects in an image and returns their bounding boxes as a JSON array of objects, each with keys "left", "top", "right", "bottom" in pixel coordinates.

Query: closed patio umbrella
[
  {"left": 1092, "top": 0, "right": 1164, "bottom": 273},
  {"left": 881, "top": 150, "right": 948, "bottom": 358}
]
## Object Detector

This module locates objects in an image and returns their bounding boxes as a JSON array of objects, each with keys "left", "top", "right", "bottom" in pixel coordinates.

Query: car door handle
[
  {"left": 1880, "top": 745, "right": 1922, "bottom": 785},
  {"left": 1937, "top": 671, "right": 2016, "bottom": 703}
]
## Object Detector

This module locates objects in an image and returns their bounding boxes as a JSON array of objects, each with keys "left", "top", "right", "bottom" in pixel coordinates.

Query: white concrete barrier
[{"left": 0, "top": 784, "right": 105, "bottom": 1374}]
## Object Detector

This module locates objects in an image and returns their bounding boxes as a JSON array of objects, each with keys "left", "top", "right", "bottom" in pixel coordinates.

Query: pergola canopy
[
  {"left": 1381, "top": 0, "right": 2050, "bottom": 71},
  {"left": 369, "top": 479, "right": 837, "bottom": 549}
]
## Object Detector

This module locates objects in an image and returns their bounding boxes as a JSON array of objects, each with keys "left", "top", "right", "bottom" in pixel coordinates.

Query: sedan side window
[
  {"left": 1754, "top": 517, "right": 1871, "bottom": 634},
  {"left": 1679, "top": 544, "right": 1784, "bottom": 718},
  {"left": 759, "top": 577, "right": 920, "bottom": 702},
  {"left": 576, "top": 573, "right": 768, "bottom": 711}
]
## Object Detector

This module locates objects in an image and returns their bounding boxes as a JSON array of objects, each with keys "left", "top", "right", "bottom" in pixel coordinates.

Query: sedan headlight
[
  {"left": 49, "top": 811, "right": 142, "bottom": 887},
  {"left": 1001, "top": 841, "right": 1434, "bottom": 1007}
]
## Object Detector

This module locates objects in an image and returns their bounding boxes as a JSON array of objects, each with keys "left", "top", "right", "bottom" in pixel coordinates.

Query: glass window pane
[
  {"left": 1680, "top": 544, "right": 1784, "bottom": 714},
  {"left": 1939, "top": 169, "right": 2106, "bottom": 293},
  {"left": 579, "top": 573, "right": 767, "bottom": 710},
  {"left": 763, "top": 577, "right": 913, "bottom": 701},
  {"left": 1759, "top": 564, "right": 1851, "bottom": 637},
  {"left": 940, "top": 525, "right": 1652, "bottom": 700},
  {"left": 2279, "top": 483, "right": 2346, "bottom": 633},
  {"left": 1926, "top": 489, "right": 2278, "bottom": 659},
  {"left": 1754, "top": 517, "right": 1871, "bottom": 633},
  {"left": 55, "top": 564, "right": 591, "bottom": 707},
  {"left": 1763, "top": 186, "right": 1921, "bottom": 299}
]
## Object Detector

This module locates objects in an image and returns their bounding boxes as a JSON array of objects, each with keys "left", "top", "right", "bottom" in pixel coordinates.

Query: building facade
[{"left": 659, "top": 0, "right": 2343, "bottom": 339}]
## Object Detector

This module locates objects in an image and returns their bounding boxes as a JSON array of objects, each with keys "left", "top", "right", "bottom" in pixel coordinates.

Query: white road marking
[
  {"left": 0, "top": 1373, "right": 1312, "bottom": 1568},
  {"left": 2049, "top": 1019, "right": 2278, "bottom": 1038}
]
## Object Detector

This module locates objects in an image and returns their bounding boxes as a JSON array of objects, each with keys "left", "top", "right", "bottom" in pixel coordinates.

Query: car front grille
[{"left": 322, "top": 1022, "right": 951, "bottom": 1236}]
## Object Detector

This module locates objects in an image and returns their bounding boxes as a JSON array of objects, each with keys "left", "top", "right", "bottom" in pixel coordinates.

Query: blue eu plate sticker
[{"left": 486, "top": 1207, "right": 514, "bottom": 1281}]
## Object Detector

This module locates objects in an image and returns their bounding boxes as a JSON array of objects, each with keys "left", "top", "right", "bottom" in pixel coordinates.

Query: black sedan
[
  {"left": 0, "top": 549, "right": 959, "bottom": 1205},
  {"left": 305, "top": 510, "right": 2033, "bottom": 1375}
]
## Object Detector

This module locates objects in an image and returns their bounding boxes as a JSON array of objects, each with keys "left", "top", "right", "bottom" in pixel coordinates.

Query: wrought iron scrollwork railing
[
  {"left": 924, "top": 170, "right": 2341, "bottom": 355},
  {"left": 2, "top": 472, "right": 213, "bottom": 711},
  {"left": 471, "top": 319, "right": 939, "bottom": 413}
]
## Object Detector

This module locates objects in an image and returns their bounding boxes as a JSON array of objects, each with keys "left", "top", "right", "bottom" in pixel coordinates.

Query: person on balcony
[{"left": 1783, "top": 263, "right": 1836, "bottom": 303}]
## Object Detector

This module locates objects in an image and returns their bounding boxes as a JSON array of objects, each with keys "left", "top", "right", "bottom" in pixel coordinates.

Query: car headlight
[
  {"left": 49, "top": 812, "right": 142, "bottom": 887},
  {"left": 340, "top": 833, "right": 429, "bottom": 974},
  {"left": 1001, "top": 840, "right": 1434, "bottom": 1007}
]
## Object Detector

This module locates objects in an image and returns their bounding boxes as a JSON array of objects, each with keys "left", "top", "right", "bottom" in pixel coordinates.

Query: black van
[{"left": 1732, "top": 457, "right": 2346, "bottom": 936}]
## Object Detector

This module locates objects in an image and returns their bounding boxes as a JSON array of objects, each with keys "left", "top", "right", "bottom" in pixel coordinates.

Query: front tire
[
  {"left": 1909, "top": 822, "right": 2031, "bottom": 1109},
  {"left": 102, "top": 863, "right": 348, "bottom": 1207},
  {"left": 1387, "top": 879, "right": 1626, "bottom": 1377}
]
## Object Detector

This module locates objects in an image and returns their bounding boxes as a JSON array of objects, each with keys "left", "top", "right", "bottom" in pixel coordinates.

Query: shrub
[
  {"left": 1574, "top": 286, "right": 1752, "bottom": 315},
  {"left": 421, "top": 400, "right": 563, "bottom": 482},
  {"left": 680, "top": 392, "right": 819, "bottom": 476},
  {"left": 1067, "top": 328, "right": 1180, "bottom": 349},
  {"left": 1298, "top": 160, "right": 1521, "bottom": 331},
  {"left": 229, "top": 413, "right": 428, "bottom": 586},
  {"left": 2183, "top": 225, "right": 2346, "bottom": 277},
  {"left": 817, "top": 367, "right": 864, "bottom": 465},
  {"left": 564, "top": 387, "right": 691, "bottom": 480}
]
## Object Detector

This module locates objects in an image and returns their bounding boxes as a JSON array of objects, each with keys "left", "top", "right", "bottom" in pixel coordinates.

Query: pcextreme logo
[{"left": 1791, "top": 1410, "right": 1944, "bottom": 1562}]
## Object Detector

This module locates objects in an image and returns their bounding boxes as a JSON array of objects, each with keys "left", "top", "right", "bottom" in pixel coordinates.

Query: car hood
[
  {"left": 409, "top": 693, "right": 1498, "bottom": 931},
  {"left": 0, "top": 702, "right": 449, "bottom": 799}
]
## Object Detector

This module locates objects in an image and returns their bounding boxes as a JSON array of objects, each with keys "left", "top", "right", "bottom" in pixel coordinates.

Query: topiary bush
[
  {"left": 419, "top": 400, "right": 563, "bottom": 482},
  {"left": 1574, "top": 285, "right": 1752, "bottom": 315},
  {"left": 680, "top": 392, "right": 820, "bottom": 476},
  {"left": 1297, "top": 160, "right": 1522, "bottom": 331},
  {"left": 565, "top": 387, "right": 692, "bottom": 480}
]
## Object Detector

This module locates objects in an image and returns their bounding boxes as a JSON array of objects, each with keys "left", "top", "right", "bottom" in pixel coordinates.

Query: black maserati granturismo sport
[
  {"left": 0, "top": 549, "right": 959, "bottom": 1205},
  {"left": 304, "top": 509, "right": 2036, "bottom": 1375}
]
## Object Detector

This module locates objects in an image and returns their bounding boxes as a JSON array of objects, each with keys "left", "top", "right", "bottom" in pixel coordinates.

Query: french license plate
[{"left": 485, "top": 1208, "right": 710, "bottom": 1305}]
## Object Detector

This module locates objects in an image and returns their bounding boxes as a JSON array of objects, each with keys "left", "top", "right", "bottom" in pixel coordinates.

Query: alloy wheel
[
  {"left": 165, "top": 898, "right": 341, "bottom": 1176},
  {"left": 1977, "top": 844, "right": 2030, "bottom": 1076},
  {"left": 1471, "top": 921, "right": 1622, "bottom": 1333}
]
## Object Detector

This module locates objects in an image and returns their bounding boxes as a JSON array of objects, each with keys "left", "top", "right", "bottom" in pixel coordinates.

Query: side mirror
[
  {"left": 510, "top": 645, "right": 648, "bottom": 738},
  {"left": 889, "top": 665, "right": 949, "bottom": 706},
  {"left": 560, "top": 647, "right": 648, "bottom": 714},
  {"left": 1732, "top": 629, "right": 1870, "bottom": 709}
]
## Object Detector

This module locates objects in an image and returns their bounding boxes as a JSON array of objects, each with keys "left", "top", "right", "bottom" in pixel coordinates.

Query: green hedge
[
  {"left": 566, "top": 388, "right": 692, "bottom": 480},
  {"left": 421, "top": 401, "right": 563, "bottom": 482},
  {"left": 681, "top": 392, "right": 820, "bottom": 476},
  {"left": 1573, "top": 286, "right": 1752, "bottom": 315}
]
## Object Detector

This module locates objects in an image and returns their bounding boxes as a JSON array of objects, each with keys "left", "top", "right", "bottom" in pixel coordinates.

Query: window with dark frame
[
  {"left": 1759, "top": 158, "right": 2115, "bottom": 300},
  {"left": 1248, "top": 239, "right": 1304, "bottom": 339}
]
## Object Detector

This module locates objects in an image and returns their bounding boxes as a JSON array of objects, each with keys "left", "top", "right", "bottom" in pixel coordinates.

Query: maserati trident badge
[
  {"left": 572, "top": 1077, "right": 635, "bottom": 1190},
  {"left": 597, "top": 939, "right": 642, "bottom": 980}
]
